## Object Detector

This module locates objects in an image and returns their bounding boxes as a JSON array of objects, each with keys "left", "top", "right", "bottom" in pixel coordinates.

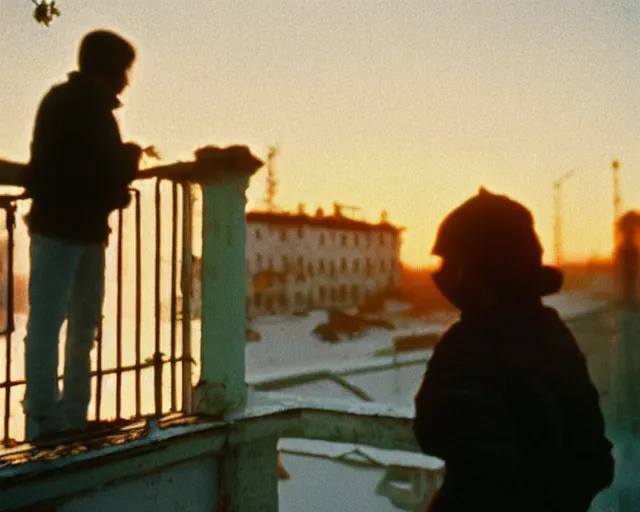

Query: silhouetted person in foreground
[
  {"left": 414, "top": 189, "right": 614, "bottom": 512},
  {"left": 23, "top": 30, "right": 142, "bottom": 444}
]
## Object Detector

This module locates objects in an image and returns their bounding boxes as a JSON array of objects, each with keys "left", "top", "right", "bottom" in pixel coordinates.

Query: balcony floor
[{"left": 0, "top": 413, "right": 204, "bottom": 468}]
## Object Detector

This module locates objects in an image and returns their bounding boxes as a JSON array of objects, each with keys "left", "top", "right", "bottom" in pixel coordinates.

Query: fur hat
[{"left": 432, "top": 188, "right": 562, "bottom": 296}]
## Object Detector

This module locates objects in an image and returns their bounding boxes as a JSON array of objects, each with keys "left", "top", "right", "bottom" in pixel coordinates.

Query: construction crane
[
  {"left": 612, "top": 159, "right": 622, "bottom": 222},
  {"left": 264, "top": 145, "right": 279, "bottom": 212},
  {"left": 553, "top": 169, "right": 576, "bottom": 266},
  {"left": 612, "top": 159, "right": 622, "bottom": 254}
]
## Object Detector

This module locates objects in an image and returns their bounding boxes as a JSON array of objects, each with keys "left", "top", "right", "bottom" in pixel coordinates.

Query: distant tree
[{"left": 32, "top": 0, "right": 60, "bottom": 26}]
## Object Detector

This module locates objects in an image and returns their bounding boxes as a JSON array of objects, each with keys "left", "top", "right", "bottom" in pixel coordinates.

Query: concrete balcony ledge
[{"left": 0, "top": 393, "right": 418, "bottom": 511}]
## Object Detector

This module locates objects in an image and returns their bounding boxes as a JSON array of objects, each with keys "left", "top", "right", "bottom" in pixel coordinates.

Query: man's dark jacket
[
  {"left": 24, "top": 72, "right": 138, "bottom": 243},
  {"left": 414, "top": 302, "right": 614, "bottom": 512}
]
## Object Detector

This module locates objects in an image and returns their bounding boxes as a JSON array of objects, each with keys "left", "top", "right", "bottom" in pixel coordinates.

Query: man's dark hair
[{"left": 78, "top": 30, "right": 135, "bottom": 78}]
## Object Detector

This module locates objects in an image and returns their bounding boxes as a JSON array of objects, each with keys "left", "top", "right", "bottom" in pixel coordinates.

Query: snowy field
[
  {"left": 247, "top": 291, "right": 609, "bottom": 381},
  {"left": 246, "top": 310, "right": 442, "bottom": 379}
]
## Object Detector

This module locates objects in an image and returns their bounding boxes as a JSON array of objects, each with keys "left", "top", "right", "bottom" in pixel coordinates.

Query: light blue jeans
[{"left": 24, "top": 234, "right": 105, "bottom": 440}]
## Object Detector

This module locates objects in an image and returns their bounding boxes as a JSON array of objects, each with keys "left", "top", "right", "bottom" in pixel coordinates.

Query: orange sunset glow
[{"left": 2, "top": 1, "right": 640, "bottom": 267}]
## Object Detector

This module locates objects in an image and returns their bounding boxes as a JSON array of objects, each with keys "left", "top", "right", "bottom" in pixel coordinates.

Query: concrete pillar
[
  {"left": 597, "top": 213, "right": 640, "bottom": 511},
  {"left": 219, "top": 436, "right": 279, "bottom": 512},
  {"left": 192, "top": 146, "right": 263, "bottom": 416},
  {"left": 611, "top": 215, "right": 640, "bottom": 427}
]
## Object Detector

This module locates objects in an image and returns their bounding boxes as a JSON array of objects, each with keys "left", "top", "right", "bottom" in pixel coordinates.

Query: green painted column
[{"left": 192, "top": 146, "right": 263, "bottom": 416}]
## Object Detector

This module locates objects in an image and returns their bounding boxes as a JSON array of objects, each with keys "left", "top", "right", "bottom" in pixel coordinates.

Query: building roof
[{"left": 246, "top": 211, "right": 403, "bottom": 233}]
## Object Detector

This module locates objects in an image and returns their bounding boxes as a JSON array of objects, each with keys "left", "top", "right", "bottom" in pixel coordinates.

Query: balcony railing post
[
  {"left": 192, "top": 146, "right": 263, "bottom": 416},
  {"left": 180, "top": 183, "right": 194, "bottom": 414}
]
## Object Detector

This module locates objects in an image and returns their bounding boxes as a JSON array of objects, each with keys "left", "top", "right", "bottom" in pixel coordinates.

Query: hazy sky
[{"left": 2, "top": 0, "right": 640, "bottom": 266}]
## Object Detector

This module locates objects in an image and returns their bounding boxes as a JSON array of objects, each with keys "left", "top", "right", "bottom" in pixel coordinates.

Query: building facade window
[{"left": 245, "top": 220, "right": 400, "bottom": 315}]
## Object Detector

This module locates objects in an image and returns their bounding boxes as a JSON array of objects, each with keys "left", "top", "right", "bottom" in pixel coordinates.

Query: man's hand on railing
[
  {"left": 123, "top": 143, "right": 161, "bottom": 161},
  {"left": 142, "top": 145, "right": 161, "bottom": 161},
  {"left": 123, "top": 143, "right": 161, "bottom": 178},
  {"left": 125, "top": 144, "right": 162, "bottom": 171}
]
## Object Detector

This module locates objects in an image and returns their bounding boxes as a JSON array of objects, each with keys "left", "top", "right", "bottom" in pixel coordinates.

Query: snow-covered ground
[
  {"left": 247, "top": 291, "right": 608, "bottom": 380},
  {"left": 246, "top": 310, "right": 442, "bottom": 379},
  {"left": 246, "top": 291, "right": 612, "bottom": 413}
]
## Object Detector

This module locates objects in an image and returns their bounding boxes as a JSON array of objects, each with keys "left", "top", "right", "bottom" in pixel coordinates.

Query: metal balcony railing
[{"left": 0, "top": 176, "right": 202, "bottom": 446}]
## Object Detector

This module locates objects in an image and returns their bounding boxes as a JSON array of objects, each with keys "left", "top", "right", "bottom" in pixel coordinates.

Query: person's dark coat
[
  {"left": 414, "top": 301, "right": 614, "bottom": 512},
  {"left": 24, "top": 71, "right": 139, "bottom": 243}
]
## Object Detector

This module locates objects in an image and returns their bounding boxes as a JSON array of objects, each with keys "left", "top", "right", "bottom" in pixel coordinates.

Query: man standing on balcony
[{"left": 22, "top": 30, "right": 142, "bottom": 444}]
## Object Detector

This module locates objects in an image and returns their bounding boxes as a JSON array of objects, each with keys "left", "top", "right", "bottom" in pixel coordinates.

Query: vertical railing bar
[
  {"left": 3, "top": 202, "right": 15, "bottom": 444},
  {"left": 115, "top": 209, "right": 124, "bottom": 420},
  {"left": 95, "top": 319, "right": 103, "bottom": 421},
  {"left": 180, "top": 184, "right": 194, "bottom": 414},
  {"left": 154, "top": 179, "right": 163, "bottom": 417},
  {"left": 134, "top": 189, "right": 142, "bottom": 418},
  {"left": 170, "top": 183, "right": 178, "bottom": 411}
]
